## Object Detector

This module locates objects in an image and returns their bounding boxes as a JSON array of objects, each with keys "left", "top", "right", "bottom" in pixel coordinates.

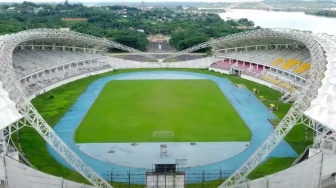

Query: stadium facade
[{"left": 0, "top": 28, "right": 335, "bottom": 188}]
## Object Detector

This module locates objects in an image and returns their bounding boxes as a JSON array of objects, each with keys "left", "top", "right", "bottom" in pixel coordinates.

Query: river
[{"left": 218, "top": 9, "right": 336, "bottom": 35}]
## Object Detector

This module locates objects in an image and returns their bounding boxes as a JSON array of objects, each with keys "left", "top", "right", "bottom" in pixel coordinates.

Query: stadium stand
[
  {"left": 261, "top": 75, "right": 281, "bottom": 85},
  {"left": 271, "top": 58, "right": 284, "bottom": 66},
  {"left": 211, "top": 60, "right": 234, "bottom": 70},
  {"left": 2, "top": 28, "right": 336, "bottom": 188},
  {"left": 294, "top": 63, "right": 311, "bottom": 74},
  {"left": 259, "top": 74, "right": 297, "bottom": 92},
  {"left": 106, "top": 56, "right": 214, "bottom": 70},
  {"left": 217, "top": 49, "right": 310, "bottom": 66},
  {"left": 243, "top": 64, "right": 265, "bottom": 77},
  {"left": 210, "top": 46, "right": 311, "bottom": 95},
  {"left": 234, "top": 62, "right": 251, "bottom": 71},
  {"left": 12, "top": 48, "right": 112, "bottom": 96},
  {"left": 13, "top": 49, "right": 105, "bottom": 77},
  {"left": 280, "top": 58, "right": 302, "bottom": 70}
]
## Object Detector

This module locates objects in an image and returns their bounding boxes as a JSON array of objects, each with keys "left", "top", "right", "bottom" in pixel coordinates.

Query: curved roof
[
  {"left": 0, "top": 81, "right": 22, "bottom": 130},
  {"left": 0, "top": 28, "right": 332, "bottom": 188},
  {"left": 0, "top": 28, "right": 329, "bottom": 133},
  {"left": 2, "top": 29, "right": 157, "bottom": 65},
  {"left": 305, "top": 33, "right": 336, "bottom": 131}
]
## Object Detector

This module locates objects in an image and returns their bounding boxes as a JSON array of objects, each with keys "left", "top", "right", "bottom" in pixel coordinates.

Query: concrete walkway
[{"left": 77, "top": 142, "right": 250, "bottom": 169}]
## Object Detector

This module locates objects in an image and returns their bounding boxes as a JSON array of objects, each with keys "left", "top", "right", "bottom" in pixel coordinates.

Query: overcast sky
[{"left": 1, "top": 0, "right": 261, "bottom": 3}]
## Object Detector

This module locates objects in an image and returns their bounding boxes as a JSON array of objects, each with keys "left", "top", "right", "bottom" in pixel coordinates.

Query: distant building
[
  {"left": 236, "top": 25, "right": 253, "bottom": 29},
  {"left": 33, "top": 7, "right": 44, "bottom": 14},
  {"left": 118, "top": 9, "right": 127, "bottom": 15},
  {"left": 24, "top": 6, "right": 34, "bottom": 13},
  {"left": 59, "top": 28, "right": 70, "bottom": 32},
  {"left": 7, "top": 7, "right": 16, "bottom": 13}
]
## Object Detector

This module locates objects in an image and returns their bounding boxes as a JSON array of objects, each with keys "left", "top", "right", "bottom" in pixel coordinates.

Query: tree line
[
  {"left": 0, "top": 2, "right": 255, "bottom": 51},
  {"left": 305, "top": 10, "right": 336, "bottom": 18}
]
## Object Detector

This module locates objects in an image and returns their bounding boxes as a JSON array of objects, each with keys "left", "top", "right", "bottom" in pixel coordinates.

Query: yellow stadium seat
[
  {"left": 262, "top": 75, "right": 269, "bottom": 81},
  {"left": 293, "top": 63, "right": 311, "bottom": 74},
  {"left": 280, "top": 59, "right": 302, "bottom": 70},
  {"left": 262, "top": 75, "right": 282, "bottom": 85},
  {"left": 273, "top": 80, "right": 281, "bottom": 85},
  {"left": 279, "top": 82, "right": 296, "bottom": 92},
  {"left": 271, "top": 58, "right": 284, "bottom": 66}
]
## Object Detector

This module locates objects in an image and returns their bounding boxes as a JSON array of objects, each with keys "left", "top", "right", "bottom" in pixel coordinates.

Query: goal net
[{"left": 152, "top": 131, "right": 175, "bottom": 142}]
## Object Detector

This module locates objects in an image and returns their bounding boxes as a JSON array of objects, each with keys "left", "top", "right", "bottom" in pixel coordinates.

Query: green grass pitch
[{"left": 75, "top": 79, "right": 251, "bottom": 143}]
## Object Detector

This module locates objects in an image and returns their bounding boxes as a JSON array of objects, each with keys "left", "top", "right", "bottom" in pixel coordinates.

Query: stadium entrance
[
  {"left": 230, "top": 68, "right": 242, "bottom": 76},
  {"left": 146, "top": 164, "right": 184, "bottom": 188}
]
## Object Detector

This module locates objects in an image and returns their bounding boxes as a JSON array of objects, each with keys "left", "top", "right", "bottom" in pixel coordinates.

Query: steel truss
[
  {"left": 217, "top": 29, "right": 329, "bottom": 187},
  {"left": 164, "top": 29, "right": 304, "bottom": 60},
  {"left": 0, "top": 29, "right": 115, "bottom": 188},
  {"left": 0, "top": 28, "right": 330, "bottom": 188},
  {"left": 11, "top": 29, "right": 157, "bottom": 60},
  {"left": 167, "top": 28, "right": 329, "bottom": 186}
]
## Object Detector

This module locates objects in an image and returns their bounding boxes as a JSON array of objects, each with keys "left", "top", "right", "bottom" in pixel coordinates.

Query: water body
[{"left": 219, "top": 9, "right": 336, "bottom": 35}]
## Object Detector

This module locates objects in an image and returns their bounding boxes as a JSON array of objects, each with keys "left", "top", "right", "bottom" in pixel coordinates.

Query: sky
[{"left": 1, "top": 0, "right": 261, "bottom": 3}]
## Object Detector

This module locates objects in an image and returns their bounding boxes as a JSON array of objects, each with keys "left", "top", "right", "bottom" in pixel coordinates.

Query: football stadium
[{"left": 0, "top": 28, "right": 336, "bottom": 188}]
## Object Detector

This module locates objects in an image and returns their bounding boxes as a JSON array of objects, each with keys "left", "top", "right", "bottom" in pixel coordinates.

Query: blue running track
[{"left": 49, "top": 71, "right": 297, "bottom": 183}]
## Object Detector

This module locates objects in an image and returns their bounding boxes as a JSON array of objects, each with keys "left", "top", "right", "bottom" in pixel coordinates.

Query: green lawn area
[
  {"left": 14, "top": 69, "right": 312, "bottom": 185},
  {"left": 248, "top": 157, "right": 296, "bottom": 180},
  {"left": 75, "top": 80, "right": 250, "bottom": 143}
]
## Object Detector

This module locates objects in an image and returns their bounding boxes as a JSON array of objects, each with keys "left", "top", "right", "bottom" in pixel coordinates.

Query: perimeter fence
[{"left": 102, "top": 169, "right": 233, "bottom": 188}]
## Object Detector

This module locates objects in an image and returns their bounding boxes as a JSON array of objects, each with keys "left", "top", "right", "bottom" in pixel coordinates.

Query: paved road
[
  {"left": 109, "top": 40, "right": 206, "bottom": 62},
  {"left": 147, "top": 42, "right": 173, "bottom": 53}
]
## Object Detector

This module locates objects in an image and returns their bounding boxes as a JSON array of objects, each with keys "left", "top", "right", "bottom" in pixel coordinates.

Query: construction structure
[{"left": 0, "top": 28, "right": 335, "bottom": 188}]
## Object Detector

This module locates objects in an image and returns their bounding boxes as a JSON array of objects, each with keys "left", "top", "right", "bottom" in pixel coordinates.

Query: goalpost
[{"left": 152, "top": 131, "right": 175, "bottom": 142}]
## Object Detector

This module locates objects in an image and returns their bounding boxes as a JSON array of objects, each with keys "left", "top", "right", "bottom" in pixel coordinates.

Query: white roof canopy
[
  {"left": 305, "top": 34, "right": 336, "bottom": 131},
  {"left": 0, "top": 82, "right": 22, "bottom": 130}
]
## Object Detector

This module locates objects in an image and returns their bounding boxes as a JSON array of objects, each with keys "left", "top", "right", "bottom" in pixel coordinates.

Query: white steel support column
[
  {"left": 220, "top": 30, "right": 330, "bottom": 187},
  {"left": 166, "top": 28, "right": 330, "bottom": 187},
  {"left": 0, "top": 29, "right": 122, "bottom": 188},
  {"left": 0, "top": 27, "right": 331, "bottom": 188}
]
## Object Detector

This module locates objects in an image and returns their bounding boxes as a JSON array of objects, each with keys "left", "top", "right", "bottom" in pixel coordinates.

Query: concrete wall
[
  {"left": 5, "top": 156, "right": 95, "bottom": 188},
  {"left": 321, "top": 153, "right": 336, "bottom": 180},
  {"left": 209, "top": 67, "right": 288, "bottom": 94},
  {"left": 208, "top": 67, "right": 230, "bottom": 75},
  {"left": 146, "top": 174, "right": 185, "bottom": 188},
  {"left": 235, "top": 152, "right": 323, "bottom": 188},
  {"left": 241, "top": 74, "right": 273, "bottom": 88},
  {"left": 107, "top": 56, "right": 214, "bottom": 69}
]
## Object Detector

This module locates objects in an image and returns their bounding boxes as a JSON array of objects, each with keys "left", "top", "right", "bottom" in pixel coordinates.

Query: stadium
[{"left": 0, "top": 28, "right": 335, "bottom": 188}]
